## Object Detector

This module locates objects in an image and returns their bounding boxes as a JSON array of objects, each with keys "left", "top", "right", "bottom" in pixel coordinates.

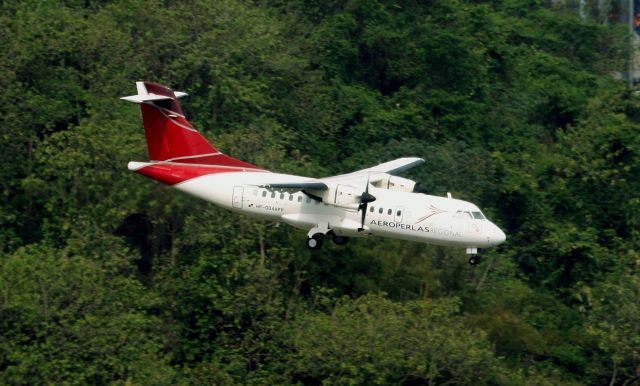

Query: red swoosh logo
[{"left": 414, "top": 205, "right": 447, "bottom": 224}]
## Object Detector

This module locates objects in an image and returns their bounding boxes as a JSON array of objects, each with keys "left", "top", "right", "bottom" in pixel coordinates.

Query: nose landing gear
[{"left": 466, "top": 247, "right": 481, "bottom": 265}]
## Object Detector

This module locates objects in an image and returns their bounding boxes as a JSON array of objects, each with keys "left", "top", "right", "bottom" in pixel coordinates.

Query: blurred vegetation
[{"left": 1, "top": 0, "right": 639, "bottom": 384}]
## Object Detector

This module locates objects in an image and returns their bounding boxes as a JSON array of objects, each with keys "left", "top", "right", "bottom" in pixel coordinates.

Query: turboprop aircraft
[{"left": 122, "top": 82, "right": 506, "bottom": 265}]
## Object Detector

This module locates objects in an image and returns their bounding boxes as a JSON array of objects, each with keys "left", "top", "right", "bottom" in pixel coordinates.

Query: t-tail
[{"left": 122, "top": 81, "right": 264, "bottom": 185}]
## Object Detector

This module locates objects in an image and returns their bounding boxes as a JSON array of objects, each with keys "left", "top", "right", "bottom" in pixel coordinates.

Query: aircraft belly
[
  {"left": 280, "top": 202, "right": 364, "bottom": 234},
  {"left": 172, "top": 173, "right": 235, "bottom": 208}
]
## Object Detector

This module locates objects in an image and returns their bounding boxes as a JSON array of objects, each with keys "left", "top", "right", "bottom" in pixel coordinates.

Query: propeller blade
[
  {"left": 358, "top": 174, "right": 376, "bottom": 232},
  {"left": 359, "top": 204, "right": 367, "bottom": 231}
]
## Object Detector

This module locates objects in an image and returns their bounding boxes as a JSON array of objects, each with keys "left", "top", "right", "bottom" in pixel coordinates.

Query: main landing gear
[
  {"left": 466, "top": 247, "right": 481, "bottom": 265},
  {"left": 306, "top": 227, "right": 350, "bottom": 250},
  {"left": 332, "top": 235, "right": 349, "bottom": 246},
  {"left": 306, "top": 233, "right": 324, "bottom": 250}
]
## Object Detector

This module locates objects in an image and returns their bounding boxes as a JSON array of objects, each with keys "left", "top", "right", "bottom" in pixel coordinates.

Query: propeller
[{"left": 357, "top": 174, "right": 376, "bottom": 232}]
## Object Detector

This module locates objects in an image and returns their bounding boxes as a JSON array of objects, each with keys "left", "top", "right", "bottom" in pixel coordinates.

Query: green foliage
[
  {"left": 287, "top": 294, "right": 496, "bottom": 385},
  {"left": 585, "top": 270, "right": 640, "bottom": 384},
  {"left": 0, "top": 240, "right": 175, "bottom": 384},
  {"left": 1, "top": 0, "right": 638, "bottom": 384}
]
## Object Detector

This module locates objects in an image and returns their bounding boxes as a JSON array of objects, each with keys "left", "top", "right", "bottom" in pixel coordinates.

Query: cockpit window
[
  {"left": 455, "top": 210, "right": 483, "bottom": 220},
  {"left": 472, "top": 211, "right": 485, "bottom": 220}
]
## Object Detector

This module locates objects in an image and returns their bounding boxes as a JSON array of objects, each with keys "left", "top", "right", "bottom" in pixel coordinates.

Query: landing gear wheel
[
  {"left": 468, "top": 255, "right": 481, "bottom": 265},
  {"left": 332, "top": 235, "right": 350, "bottom": 246},
  {"left": 306, "top": 233, "right": 324, "bottom": 250}
]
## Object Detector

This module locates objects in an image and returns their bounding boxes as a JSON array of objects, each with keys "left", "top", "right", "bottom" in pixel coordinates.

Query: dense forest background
[{"left": 1, "top": 0, "right": 639, "bottom": 384}]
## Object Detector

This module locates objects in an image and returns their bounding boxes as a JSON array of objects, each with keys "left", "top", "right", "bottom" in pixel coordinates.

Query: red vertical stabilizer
[{"left": 122, "top": 81, "right": 259, "bottom": 169}]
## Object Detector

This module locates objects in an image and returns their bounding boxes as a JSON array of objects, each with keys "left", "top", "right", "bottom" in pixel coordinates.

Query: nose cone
[{"left": 491, "top": 224, "right": 506, "bottom": 245}]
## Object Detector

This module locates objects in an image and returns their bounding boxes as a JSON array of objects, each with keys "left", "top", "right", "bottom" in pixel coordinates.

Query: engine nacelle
[
  {"left": 308, "top": 183, "right": 360, "bottom": 209},
  {"left": 373, "top": 174, "right": 416, "bottom": 192}
]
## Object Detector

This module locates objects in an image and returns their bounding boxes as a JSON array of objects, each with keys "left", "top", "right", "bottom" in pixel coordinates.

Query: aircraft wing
[
  {"left": 320, "top": 157, "right": 424, "bottom": 185},
  {"left": 361, "top": 157, "right": 425, "bottom": 175},
  {"left": 260, "top": 181, "right": 328, "bottom": 190},
  {"left": 255, "top": 157, "right": 423, "bottom": 191}
]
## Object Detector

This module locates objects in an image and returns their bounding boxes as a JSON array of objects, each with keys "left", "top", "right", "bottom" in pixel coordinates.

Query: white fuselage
[{"left": 173, "top": 171, "right": 506, "bottom": 249}]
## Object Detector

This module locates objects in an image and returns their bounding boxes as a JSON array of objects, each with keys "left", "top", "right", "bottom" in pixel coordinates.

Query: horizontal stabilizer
[
  {"left": 120, "top": 94, "right": 173, "bottom": 103},
  {"left": 121, "top": 81, "right": 188, "bottom": 104}
]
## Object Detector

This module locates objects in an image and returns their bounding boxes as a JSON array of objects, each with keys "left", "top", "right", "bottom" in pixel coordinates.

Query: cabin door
[{"left": 232, "top": 186, "right": 244, "bottom": 209}]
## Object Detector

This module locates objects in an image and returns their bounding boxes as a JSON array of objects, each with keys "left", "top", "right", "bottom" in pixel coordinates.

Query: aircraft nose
[{"left": 492, "top": 224, "right": 506, "bottom": 245}]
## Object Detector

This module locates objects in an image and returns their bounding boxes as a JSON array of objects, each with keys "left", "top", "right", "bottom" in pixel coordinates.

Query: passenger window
[
  {"left": 280, "top": 193, "right": 285, "bottom": 200},
  {"left": 262, "top": 191, "right": 267, "bottom": 197},
  {"left": 289, "top": 195, "right": 293, "bottom": 201},
  {"left": 387, "top": 209, "right": 392, "bottom": 215},
  {"left": 298, "top": 196, "right": 302, "bottom": 202},
  {"left": 379, "top": 207, "right": 383, "bottom": 214},
  {"left": 271, "top": 192, "right": 276, "bottom": 198},
  {"left": 396, "top": 210, "right": 401, "bottom": 216},
  {"left": 370, "top": 206, "right": 374, "bottom": 212}
]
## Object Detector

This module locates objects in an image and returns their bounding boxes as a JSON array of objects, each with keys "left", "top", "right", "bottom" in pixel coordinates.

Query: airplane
[{"left": 122, "top": 81, "right": 506, "bottom": 265}]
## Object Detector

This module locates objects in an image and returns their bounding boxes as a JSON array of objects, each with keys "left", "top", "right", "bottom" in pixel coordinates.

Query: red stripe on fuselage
[{"left": 135, "top": 163, "right": 266, "bottom": 185}]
